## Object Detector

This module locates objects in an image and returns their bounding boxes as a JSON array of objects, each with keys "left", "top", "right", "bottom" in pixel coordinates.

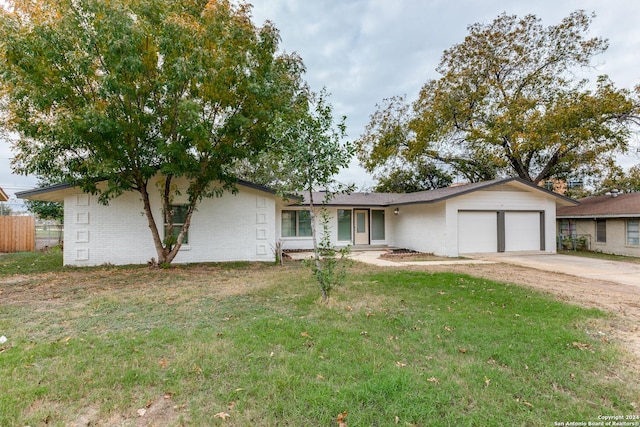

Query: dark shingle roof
[
  {"left": 293, "top": 178, "right": 576, "bottom": 207},
  {"left": 557, "top": 192, "right": 640, "bottom": 218},
  {"left": 15, "top": 179, "right": 284, "bottom": 203}
]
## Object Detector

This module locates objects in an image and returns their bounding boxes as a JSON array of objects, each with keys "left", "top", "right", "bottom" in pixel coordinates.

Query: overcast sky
[{"left": 2, "top": 0, "right": 640, "bottom": 207}]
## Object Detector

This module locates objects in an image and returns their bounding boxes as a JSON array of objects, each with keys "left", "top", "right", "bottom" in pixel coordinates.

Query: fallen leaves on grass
[
  {"left": 484, "top": 376, "right": 491, "bottom": 387},
  {"left": 571, "top": 341, "right": 592, "bottom": 350},
  {"left": 516, "top": 398, "right": 534, "bottom": 408},
  {"left": 336, "top": 411, "right": 347, "bottom": 427},
  {"left": 214, "top": 412, "right": 231, "bottom": 420},
  {"left": 427, "top": 377, "right": 439, "bottom": 384},
  {"left": 395, "top": 361, "right": 407, "bottom": 368}
]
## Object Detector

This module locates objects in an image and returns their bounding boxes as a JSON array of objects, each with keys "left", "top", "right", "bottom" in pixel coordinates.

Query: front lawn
[
  {"left": 0, "top": 257, "right": 637, "bottom": 426},
  {"left": 559, "top": 249, "right": 640, "bottom": 264}
]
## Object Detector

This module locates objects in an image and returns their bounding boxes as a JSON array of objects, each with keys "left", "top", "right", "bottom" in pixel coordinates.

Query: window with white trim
[
  {"left": 281, "top": 210, "right": 312, "bottom": 237},
  {"left": 165, "top": 204, "right": 189, "bottom": 244},
  {"left": 559, "top": 219, "right": 576, "bottom": 237},
  {"left": 371, "top": 209, "right": 385, "bottom": 240},
  {"left": 626, "top": 219, "right": 639, "bottom": 246},
  {"left": 337, "top": 209, "right": 352, "bottom": 241}
]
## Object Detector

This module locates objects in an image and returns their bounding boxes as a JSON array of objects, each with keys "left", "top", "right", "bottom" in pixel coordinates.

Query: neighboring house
[
  {"left": 0, "top": 186, "right": 8, "bottom": 202},
  {"left": 556, "top": 192, "right": 640, "bottom": 257},
  {"left": 17, "top": 176, "right": 575, "bottom": 266}
]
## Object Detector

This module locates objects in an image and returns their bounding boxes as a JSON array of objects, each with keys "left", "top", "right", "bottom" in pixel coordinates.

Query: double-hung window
[
  {"left": 281, "top": 210, "right": 312, "bottom": 237},
  {"left": 559, "top": 219, "right": 576, "bottom": 237},
  {"left": 627, "top": 219, "right": 639, "bottom": 246},
  {"left": 165, "top": 205, "right": 189, "bottom": 244}
]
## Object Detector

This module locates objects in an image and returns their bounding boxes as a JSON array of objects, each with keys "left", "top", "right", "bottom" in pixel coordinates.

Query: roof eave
[
  {"left": 15, "top": 183, "right": 75, "bottom": 203},
  {"left": 390, "top": 177, "right": 578, "bottom": 206},
  {"left": 557, "top": 214, "right": 640, "bottom": 219}
]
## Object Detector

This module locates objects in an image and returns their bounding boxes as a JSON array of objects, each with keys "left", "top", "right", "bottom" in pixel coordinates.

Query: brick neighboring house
[{"left": 556, "top": 192, "right": 640, "bottom": 256}]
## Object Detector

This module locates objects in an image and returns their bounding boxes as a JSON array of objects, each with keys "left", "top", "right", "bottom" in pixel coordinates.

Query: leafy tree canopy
[
  {"left": 374, "top": 162, "right": 452, "bottom": 193},
  {"left": 23, "top": 180, "right": 65, "bottom": 222},
  {"left": 357, "top": 11, "right": 639, "bottom": 185},
  {"left": 597, "top": 164, "right": 640, "bottom": 194},
  {"left": 0, "top": 0, "right": 305, "bottom": 264}
]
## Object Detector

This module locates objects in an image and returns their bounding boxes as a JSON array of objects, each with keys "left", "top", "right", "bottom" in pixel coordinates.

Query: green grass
[
  {"left": 559, "top": 249, "right": 640, "bottom": 264},
  {"left": 0, "top": 247, "right": 66, "bottom": 274},
  {"left": 0, "top": 255, "right": 638, "bottom": 426}
]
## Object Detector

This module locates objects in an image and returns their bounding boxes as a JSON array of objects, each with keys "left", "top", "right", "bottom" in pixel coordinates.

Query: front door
[{"left": 354, "top": 209, "right": 369, "bottom": 245}]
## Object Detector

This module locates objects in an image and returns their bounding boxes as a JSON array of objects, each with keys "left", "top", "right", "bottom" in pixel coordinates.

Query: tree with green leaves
[
  {"left": 24, "top": 200, "right": 64, "bottom": 223},
  {"left": 269, "top": 89, "right": 353, "bottom": 302},
  {"left": 597, "top": 164, "right": 640, "bottom": 194},
  {"left": 0, "top": 203, "right": 12, "bottom": 216},
  {"left": 375, "top": 162, "right": 452, "bottom": 193},
  {"left": 357, "top": 11, "right": 639, "bottom": 185},
  {"left": 0, "top": 0, "right": 304, "bottom": 265},
  {"left": 22, "top": 180, "right": 65, "bottom": 222}
]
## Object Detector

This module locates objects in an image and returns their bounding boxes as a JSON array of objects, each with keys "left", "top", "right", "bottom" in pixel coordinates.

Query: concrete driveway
[
  {"left": 295, "top": 250, "right": 640, "bottom": 288},
  {"left": 476, "top": 252, "right": 640, "bottom": 288}
]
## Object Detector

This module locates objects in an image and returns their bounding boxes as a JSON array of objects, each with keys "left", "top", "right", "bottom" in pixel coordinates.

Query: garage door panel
[
  {"left": 458, "top": 211, "right": 497, "bottom": 253},
  {"left": 505, "top": 212, "right": 540, "bottom": 251}
]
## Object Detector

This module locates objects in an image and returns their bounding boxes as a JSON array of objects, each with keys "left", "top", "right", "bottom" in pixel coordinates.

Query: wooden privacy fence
[{"left": 0, "top": 216, "right": 35, "bottom": 252}]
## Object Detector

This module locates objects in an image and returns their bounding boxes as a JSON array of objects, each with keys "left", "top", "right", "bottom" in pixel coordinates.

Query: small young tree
[{"left": 270, "top": 89, "right": 354, "bottom": 302}]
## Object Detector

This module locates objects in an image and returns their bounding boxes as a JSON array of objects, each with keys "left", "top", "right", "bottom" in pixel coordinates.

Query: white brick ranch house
[{"left": 17, "top": 177, "right": 576, "bottom": 266}]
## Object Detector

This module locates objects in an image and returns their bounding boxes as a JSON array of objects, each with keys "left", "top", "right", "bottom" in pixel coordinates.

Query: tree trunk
[
  {"left": 308, "top": 188, "right": 328, "bottom": 301},
  {"left": 139, "top": 183, "right": 169, "bottom": 265}
]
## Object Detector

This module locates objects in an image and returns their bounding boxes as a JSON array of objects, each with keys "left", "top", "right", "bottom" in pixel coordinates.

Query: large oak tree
[
  {"left": 357, "top": 11, "right": 639, "bottom": 185},
  {"left": 0, "top": 0, "right": 305, "bottom": 264}
]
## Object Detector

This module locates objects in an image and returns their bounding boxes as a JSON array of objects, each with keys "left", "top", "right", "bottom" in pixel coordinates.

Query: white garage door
[
  {"left": 458, "top": 211, "right": 497, "bottom": 253},
  {"left": 458, "top": 211, "right": 543, "bottom": 254},
  {"left": 505, "top": 212, "right": 540, "bottom": 251}
]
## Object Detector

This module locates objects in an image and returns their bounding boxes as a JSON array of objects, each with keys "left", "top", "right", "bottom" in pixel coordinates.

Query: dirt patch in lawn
[
  {"left": 380, "top": 250, "right": 455, "bottom": 262},
  {"left": 408, "top": 261, "right": 640, "bottom": 363}
]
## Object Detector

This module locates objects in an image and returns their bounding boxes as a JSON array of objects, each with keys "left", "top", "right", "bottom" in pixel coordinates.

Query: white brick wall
[{"left": 63, "top": 180, "right": 277, "bottom": 266}]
